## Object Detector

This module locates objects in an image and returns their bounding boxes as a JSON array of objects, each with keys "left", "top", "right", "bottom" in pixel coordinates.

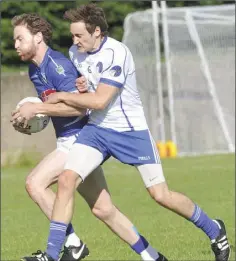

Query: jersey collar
[
  {"left": 87, "top": 36, "right": 108, "bottom": 55},
  {"left": 39, "top": 47, "right": 52, "bottom": 68}
]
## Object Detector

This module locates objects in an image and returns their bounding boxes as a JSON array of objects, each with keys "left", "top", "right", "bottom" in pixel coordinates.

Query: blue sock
[
  {"left": 190, "top": 204, "right": 220, "bottom": 240},
  {"left": 66, "top": 223, "right": 74, "bottom": 236},
  {"left": 46, "top": 221, "right": 67, "bottom": 260},
  {"left": 131, "top": 235, "right": 149, "bottom": 254}
]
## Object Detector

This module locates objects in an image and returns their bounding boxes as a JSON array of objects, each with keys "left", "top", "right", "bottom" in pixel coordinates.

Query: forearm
[
  {"left": 35, "top": 102, "right": 86, "bottom": 117},
  {"left": 61, "top": 92, "right": 102, "bottom": 110}
]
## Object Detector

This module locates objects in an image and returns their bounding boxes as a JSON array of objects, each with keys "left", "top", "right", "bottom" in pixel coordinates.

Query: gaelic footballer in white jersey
[
  {"left": 69, "top": 36, "right": 148, "bottom": 132},
  {"left": 67, "top": 36, "right": 164, "bottom": 187}
]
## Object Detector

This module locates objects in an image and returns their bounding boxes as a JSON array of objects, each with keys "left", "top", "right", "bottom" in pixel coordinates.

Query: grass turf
[{"left": 1, "top": 154, "right": 235, "bottom": 260}]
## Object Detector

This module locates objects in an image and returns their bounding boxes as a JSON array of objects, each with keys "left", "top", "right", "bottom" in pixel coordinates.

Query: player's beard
[{"left": 19, "top": 43, "right": 37, "bottom": 62}]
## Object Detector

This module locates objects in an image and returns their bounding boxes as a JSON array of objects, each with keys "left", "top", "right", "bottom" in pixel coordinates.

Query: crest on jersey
[
  {"left": 96, "top": 62, "right": 103, "bottom": 73},
  {"left": 56, "top": 65, "right": 66, "bottom": 76},
  {"left": 109, "top": 65, "right": 122, "bottom": 77}
]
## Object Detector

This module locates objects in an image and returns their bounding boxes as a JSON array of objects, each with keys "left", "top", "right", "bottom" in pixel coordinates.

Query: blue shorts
[{"left": 74, "top": 124, "right": 160, "bottom": 166}]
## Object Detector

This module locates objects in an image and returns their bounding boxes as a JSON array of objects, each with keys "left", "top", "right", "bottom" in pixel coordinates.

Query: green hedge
[{"left": 2, "top": 0, "right": 233, "bottom": 69}]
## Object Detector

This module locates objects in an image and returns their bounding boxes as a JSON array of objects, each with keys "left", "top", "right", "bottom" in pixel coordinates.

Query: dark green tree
[{"left": 1, "top": 0, "right": 234, "bottom": 69}]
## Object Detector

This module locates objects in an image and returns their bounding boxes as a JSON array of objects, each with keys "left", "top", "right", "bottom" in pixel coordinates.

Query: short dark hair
[
  {"left": 11, "top": 13, "right": 53, "bottom": 44},
  {"left": 64, "top": 3, "right": 108, "bottom": 36}
]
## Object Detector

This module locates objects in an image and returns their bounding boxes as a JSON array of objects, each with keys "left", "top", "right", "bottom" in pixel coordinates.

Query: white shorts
[
  {"left": 56, "top": 133, "right": 80, "bottom": 154},
  {"left": 64, "top": 143, "right": 165, "bottom": 188}
]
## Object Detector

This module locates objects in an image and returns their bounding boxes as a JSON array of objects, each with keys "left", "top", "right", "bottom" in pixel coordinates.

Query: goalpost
[{"left": 123, "top": 2, "right": 235, "bottom": 156}]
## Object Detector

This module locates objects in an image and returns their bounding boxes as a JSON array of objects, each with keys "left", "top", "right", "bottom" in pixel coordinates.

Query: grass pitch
[{"left": 1, "top": 154, "right": 235, "bottom": 260}]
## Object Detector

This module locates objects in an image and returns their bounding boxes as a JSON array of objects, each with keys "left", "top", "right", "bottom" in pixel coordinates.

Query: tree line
[{"left": 1, "top": 0, "right": 234, "bottom": 68}]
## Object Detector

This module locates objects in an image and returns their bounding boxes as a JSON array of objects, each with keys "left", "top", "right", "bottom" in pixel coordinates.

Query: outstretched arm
[
  {"left": 35, "top": 102, "right": 86, "bottom": 117},
  {"left": 46, "top": 83, "right": 119, "bottom": 110}
]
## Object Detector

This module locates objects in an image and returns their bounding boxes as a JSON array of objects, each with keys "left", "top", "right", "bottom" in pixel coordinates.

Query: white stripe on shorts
[{"left": 148, "top": 130, "right": 160, "bottom": 164}]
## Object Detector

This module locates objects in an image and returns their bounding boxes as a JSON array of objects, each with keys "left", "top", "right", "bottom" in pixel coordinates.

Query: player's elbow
[
  {"left": 94, "top": 99, "right": 108, "bottom": 110},
  {"left": 76, "top": 108, "right": 87, "bottom": 116},
  {"left": 72, "top": 111, "right": 84, "bottom": 117},
  {"left": 81, "top": 108, "right": 88, "bottom": 116}
]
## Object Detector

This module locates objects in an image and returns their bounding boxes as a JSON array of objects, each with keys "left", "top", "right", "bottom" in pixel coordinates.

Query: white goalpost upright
[
  {"left": 123, "top": 3, "right": 235, "bottom": 156},
  {"left": 160, "top": 1, "right": 177, "bottom": 145},
  {"left": 151, "top": 1, "right": 166, "bottom": 142}
]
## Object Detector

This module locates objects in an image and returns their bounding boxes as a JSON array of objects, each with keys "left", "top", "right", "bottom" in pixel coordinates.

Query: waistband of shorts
[{"left": 57, "top": 130, "right": 80, "bottom": 139}]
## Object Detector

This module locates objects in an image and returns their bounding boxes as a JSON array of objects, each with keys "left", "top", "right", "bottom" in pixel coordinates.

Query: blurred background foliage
[{"left": 1, "top": 0, "right": 234, "bottom": 70}]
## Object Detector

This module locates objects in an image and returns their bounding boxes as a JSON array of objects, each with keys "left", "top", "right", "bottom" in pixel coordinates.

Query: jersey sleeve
[
  {"left": 48, "top": 58, "right": 81, "bottom": 93},
  {"left": 99, "top": 45, "right": 129, "bottom": 89}
]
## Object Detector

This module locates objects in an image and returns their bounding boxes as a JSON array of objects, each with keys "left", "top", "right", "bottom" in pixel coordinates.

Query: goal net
[{"left": 123, "top": 4, "right": 235, "bottom": 155}]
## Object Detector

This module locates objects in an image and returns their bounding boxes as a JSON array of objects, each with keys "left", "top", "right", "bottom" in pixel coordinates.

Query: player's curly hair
[
  {"left": 11, "top": 13, "right": 53, "bottom": 44},
  {"left": 64, "top": 3, "right": 108, "bottom": 36}
]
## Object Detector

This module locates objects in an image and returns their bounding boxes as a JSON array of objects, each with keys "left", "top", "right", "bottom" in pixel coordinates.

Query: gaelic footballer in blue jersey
[
  {"left": 10, "top": 13, "right": 120, "bottom": 261},
  {"left": 40, "top": 4, "right": 229, "bottom": 261},
  {"left": 27, "top": 47, "right": 88, "bottom": 138}
]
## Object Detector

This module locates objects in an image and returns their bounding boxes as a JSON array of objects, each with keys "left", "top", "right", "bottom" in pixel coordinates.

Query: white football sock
[
  {"left": 64, "top": 232, "right": 81, "bottom": 247},
  {"left": 141, "top": 245, "right": 160, "bottom": 261}
]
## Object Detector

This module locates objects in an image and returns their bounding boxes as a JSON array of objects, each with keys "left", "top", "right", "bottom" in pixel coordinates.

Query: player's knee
[
  {"left": 57, "top": 170, "right": 80, "bottom": 193},
  {"left": 25, "top": 176, "right": 41, "bottom": 201},
  {"left": 148, "top": 183, "right": 171, "bottom": 206},
  {"left": 91, "top": 202, "right": 115, "bottom": 221}
]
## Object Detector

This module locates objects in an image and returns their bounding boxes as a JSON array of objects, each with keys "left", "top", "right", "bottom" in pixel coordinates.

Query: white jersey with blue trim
[{"left": 69, "top": 36, "right": 148, "bottom": 132}]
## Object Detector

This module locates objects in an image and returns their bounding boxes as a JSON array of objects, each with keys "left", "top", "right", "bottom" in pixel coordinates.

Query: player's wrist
[
  {"left": 35, "top": 103, "right": 48, "bottom": 115},
  {"left": 27, "top": 103, "right": 39, "bottom": 117}
]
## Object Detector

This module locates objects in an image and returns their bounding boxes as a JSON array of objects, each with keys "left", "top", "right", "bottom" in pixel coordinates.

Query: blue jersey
[{"left": 28, "top": 47, "right": 88, "bottom": 138}]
